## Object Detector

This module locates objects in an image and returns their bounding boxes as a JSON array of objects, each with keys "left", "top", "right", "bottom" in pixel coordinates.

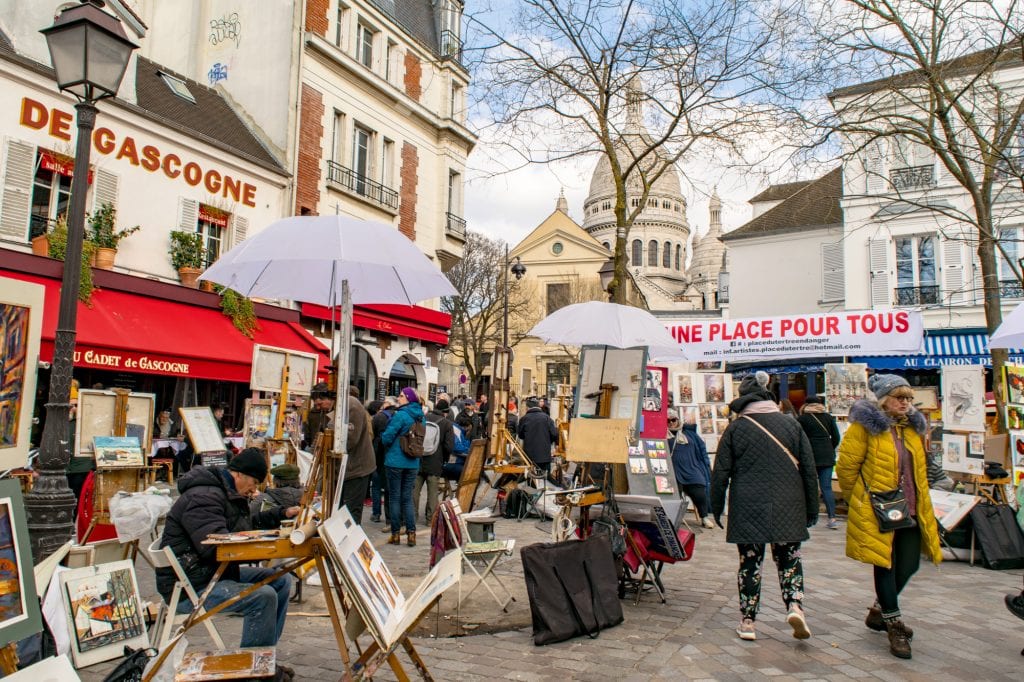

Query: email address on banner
[{"left": 699, "top": 339, "right": 861, "bottom": 358}]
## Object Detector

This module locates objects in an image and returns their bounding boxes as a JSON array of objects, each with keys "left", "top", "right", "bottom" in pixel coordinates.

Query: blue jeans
[
  {"left": 176, "top": 566, "right": 292, "bottom": 647},
  {"left": 386, "top": 466, "right": 417, "bottom": 533},
  {"left": 817, "top": 465, "right": 836, "bottom": 518},
  {"left": 370, "top": 469, "right": 387, "bottom": 518}
]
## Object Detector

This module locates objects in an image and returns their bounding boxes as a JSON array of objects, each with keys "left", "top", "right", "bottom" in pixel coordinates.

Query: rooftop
[{"left": 722, "top": 167, "right": 843, "bottom": 242}]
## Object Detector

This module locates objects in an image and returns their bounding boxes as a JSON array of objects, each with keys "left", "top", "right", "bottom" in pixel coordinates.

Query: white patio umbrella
[
  {"left": 199, "top": 215, "right": 457, "bottom": 509},
  {"left": 527, "top": 301, "right": 686, "bottom": 361},
  {"left": 988, "top": 302, "right": 1024, "bottom": 349}
]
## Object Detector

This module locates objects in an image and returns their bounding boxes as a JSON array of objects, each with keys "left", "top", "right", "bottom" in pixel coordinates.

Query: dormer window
[{"left": 159, "top": 72, "right": 195, "bottom": 103}]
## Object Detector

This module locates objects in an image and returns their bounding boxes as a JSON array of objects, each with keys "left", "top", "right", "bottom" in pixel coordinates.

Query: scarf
[{"left": 742, "top": 400, "right": 779, "bottom": 415}]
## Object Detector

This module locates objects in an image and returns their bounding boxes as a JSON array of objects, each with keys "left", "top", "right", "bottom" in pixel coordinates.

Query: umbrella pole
[{"left": 330, "top": 280, "right": 353, "bottom": 516}]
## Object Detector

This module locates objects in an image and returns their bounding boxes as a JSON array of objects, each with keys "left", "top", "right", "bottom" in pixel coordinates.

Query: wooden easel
[{"left": 965, "top": 473, "right": 1012, "bottom": 505}]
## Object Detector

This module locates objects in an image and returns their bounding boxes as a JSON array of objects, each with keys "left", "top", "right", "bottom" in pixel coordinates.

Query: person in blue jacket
[
  {"left": 380, "top": 387, "right": 426, "bottom": 547},
  {"left": 669, "top": 410, "right": 714, "bottom": 529}
]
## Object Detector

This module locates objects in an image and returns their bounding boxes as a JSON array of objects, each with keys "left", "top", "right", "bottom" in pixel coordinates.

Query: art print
[
  {"left": 824, "top": 363, "right": 868, "bottom": 417},
  {"left": 941, "top": 365, "right": 985, "bottom": 432},
  {"left": 1012, "top": 431, "right": 1024, "bottom": 468},
  {"left": 911, "top": 386, "right": 939, "bottom": 411},
  {"left": 628, "top": 457, "right": 649, "bottom": 475},
  {"left": 703, "top": 374, "right": 725, "bottom": 403},
  {"left": 60, "top": 560, "right": 148, "bottom": 667},
  {"left": 696, "top": 361, "right": 723, "bottom": 371},
  {"left": 1006, "top": 364, "right": 1024, "bottom": 404},
  {"left": 650, "top": 459, "right": 668, "bottom": 474},
  {"left": 0, "top": 480, "right": 41, "bottom": 648},
  {"left": 715, "top": 404, "right": 730, "bottom": 418},
  {"left": 941, "top": 432, "right": 970, "bottom": 474},
  {"left": 674, "top": 374, "right": 694, "bottom": 404},
  {"left": 627, "top": 445, "right": 644, "bottom": 457},
  {"left": 968, "top": 432, "right": 986, "bottom": 456},
  {"left": 643, "top": 369, "right": 664, "bottom": 412},
  {"left": 654, "top": 475, "right": 674, "bottom": 494},
  {"left": 678, "top": 406, "right": 699, "bottom": 426},
  {"left": 0, "top": 279, "right": 43, "bottom": 471},
  {"left": 703, "top": 434, "right": 719, "bottom": 453},
  {"left": 243, "top": 399, "right": 273, "bottom": 444},
  {"left": 698, "top": 404, "right": 714, "bottom": 421},
  {"left": 93, "top": 436, "right": 144, "bottom": 468},
  {"left": 714, "top": 419, "right": 729, "bottom": 434},
  {"left": 643, "top": 440, "right": 666, "bottom": 458},
  {"left": 699, "top": 420, "right": 715, "bottom": 435}
]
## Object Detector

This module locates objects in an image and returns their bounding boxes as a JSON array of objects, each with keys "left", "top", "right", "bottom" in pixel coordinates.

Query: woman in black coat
[
  {"left": 710, "top": 371, "right": 819, "bottom": 643},
  {"left": 797, "top": 396, "right": 841, "bottom": 530}
]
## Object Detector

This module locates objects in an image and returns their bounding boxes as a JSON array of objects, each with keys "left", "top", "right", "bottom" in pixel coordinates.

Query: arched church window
[
  {"left": 662, "top": 241, "right": 671, "bottom": 268},
  {"left": 631, "top": 239, "right": 643, "bottom": 266},
  {"left": 648, "top": 240, "right": 658, "bottom": 266},
  {"left": 675, "top": 244, "right": 682, "bottom": 270}
]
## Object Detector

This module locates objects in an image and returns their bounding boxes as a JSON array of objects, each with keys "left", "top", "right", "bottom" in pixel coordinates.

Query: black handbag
[
  {"left": 521, "top": 533, "right": 624, "bottom": 645},
  {"left": 861, "top": 473, "right": 916, "bottom": 532},
  {"left": 102, "top": 646, "right": 156, "bottom": 682}
]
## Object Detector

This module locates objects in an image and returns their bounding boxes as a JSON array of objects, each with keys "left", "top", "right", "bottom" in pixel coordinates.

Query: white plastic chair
[
  {"left": 440, "top": 500, "right": 516, "bottom": 612},
  {"left": 145, "top": 538, "right": 226, "bottom": 649}
]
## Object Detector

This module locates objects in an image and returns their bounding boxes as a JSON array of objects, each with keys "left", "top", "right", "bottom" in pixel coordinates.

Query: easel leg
[
  {"left": 313, "top": 546, "right": 354, "bottom": 673},
  {"left": 400, "top": 637, "right": 434, "bottom": 682}
]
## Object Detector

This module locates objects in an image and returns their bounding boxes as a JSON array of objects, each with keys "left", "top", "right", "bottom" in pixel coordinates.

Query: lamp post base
[{"left": 24, "top": 457, "right": 77, "bottom": 560}]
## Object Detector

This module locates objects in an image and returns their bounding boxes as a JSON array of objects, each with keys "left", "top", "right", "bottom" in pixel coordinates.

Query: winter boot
[
  {"left": 867, "top": 606, "right": 913, "bottom": 638},
  {"left": 407, "top": 530, "right": 416, "bottom": 546},
  {"left": 885, "top": 619, "right": 912, "bottom": 659},
  {"left": 387, "top": 532, "right": 401, "bottom": 545}
]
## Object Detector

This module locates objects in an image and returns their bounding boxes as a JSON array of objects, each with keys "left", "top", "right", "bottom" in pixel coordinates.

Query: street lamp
[
  {"left": 502, "top": 247, "right": 527, "bottom": 349},
  {"left": 27, "top": 0, "right": 137, "bottom": 560},
  {"left": 598, "top": 256, "right": 615, "bottom": 302}
]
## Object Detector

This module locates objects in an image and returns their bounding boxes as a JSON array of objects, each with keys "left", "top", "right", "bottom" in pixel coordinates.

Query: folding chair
[
  {"left": 145, "top": 539, "right": 225, "bottom": 649},
  {"left": 440, "top": 500, "right": 516, "bottom": 612}
]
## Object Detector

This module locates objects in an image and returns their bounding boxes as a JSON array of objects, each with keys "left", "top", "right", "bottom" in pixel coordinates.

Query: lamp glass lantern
[
  {"left": 598, "top": 256, "right": 615, "bottom": 292},
  {"left": 41, "top": 1, "right": 138, "bottom": 102}
]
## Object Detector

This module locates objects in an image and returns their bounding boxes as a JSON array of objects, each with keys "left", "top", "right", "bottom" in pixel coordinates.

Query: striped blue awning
[
  {"left": 853, "top": 331, "right": 1022, "bottom": 369},
  {"left": 924, "top": 333, "right": 988, "bottom": 356}
]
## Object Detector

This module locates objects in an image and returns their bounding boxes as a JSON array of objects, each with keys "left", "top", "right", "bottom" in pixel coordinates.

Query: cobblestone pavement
[{"left": 78, "top": 510, "right": 1024, "bottom": 681}]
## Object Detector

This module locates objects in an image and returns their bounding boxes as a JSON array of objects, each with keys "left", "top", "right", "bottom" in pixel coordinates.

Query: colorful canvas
[
  {"left": 678, "top": 406, "right": 699, "bottom": 426},
  {"left": 0, "top": 280, "right": 43, "bottom": 470},
  {"left": 93, "top": 436, "right": 144, "bottom": 468},
  {"left": 175, "top": 648, "right": 275, "bottom": 681},
  {"left": 941, "top": 432, "right": 972, "bottom": 474},
  {"left": 654, "top": 475, "right": 674, "bottom": 494},
  {"left": 824, "top": 363, "right": 868, "bottom": 417},
  {"left": 703, "top": 374, "right": 725, "bottom": 402},
  {"left": 60, "top": 560, "right": 148, "bottom": 668},
  {"left": 0, "top": 480, "right": 41, "bottom": 648},
  {"left": 674, "top": 374, "right": 694, "bottom": 404},
  {"left": 1006, "top": 364, "right": 1024, "bottom": 404}
]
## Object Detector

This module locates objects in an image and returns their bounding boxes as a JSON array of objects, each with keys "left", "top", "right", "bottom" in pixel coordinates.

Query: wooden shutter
[
  {"left": 942, "top": 239, "right": 965, "bottom": 304},
  {"left": 90, "top": 167, "right": 119, "bottom": 213},
  {"left": 869, "top": 238, "right": 891, "bottom": 306},
  {"left": 0, "top": 139, "right": 35, "bottom": 240},
  {"left": 231, "top": 213, "right": 248, "bottom": 246},
  {"left": 865, "top": 140, "right": 886, "bottom": 194},
  {"left": 177, "top": 197, "right": 198, "bottom": 231},
  {"left": 821, "top": 242, "right": 845, "bottom": 302}
]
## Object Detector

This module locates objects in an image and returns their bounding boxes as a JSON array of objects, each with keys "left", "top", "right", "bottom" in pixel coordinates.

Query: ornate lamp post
[
  {"left": 27, "top": 0, "right": 137, "bottom": 560},
  {"left": 502, "top": 247, "right": 527, "bottom": 348}
]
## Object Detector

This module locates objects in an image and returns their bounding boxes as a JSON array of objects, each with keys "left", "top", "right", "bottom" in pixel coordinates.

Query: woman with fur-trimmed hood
[{"left": 836, "top": 374, "right": 941, "bottom": 662}]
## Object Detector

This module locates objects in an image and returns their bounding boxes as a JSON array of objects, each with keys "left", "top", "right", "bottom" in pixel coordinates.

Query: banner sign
[{"left": 665, "top": 310, "right": 925, "bottom": 362}]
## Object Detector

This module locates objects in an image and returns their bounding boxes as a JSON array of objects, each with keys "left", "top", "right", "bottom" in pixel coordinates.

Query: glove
[
  {"left": 714, "top": 514, "right": 725, "bottom": 529},
  {"left": 806, "top": 514, "right": 819, "bottom": 528}
]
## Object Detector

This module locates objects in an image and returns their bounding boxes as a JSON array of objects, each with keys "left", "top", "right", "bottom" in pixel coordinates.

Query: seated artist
[{"left": 156, "top": 448, "right": 300, "bottom": 650}]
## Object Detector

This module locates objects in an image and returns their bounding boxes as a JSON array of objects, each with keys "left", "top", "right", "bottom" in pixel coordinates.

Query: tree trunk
[{"left": 978, "top": 210, "right": 1007, "bottom": 433}]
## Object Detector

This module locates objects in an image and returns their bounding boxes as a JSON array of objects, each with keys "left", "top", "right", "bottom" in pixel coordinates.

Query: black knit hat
[{"left": 229, "top": 447, "right": 268, "bottom": 483}]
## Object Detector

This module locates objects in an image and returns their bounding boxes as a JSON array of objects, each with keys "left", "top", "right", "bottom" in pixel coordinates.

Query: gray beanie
[
  {"left": 868, "top": 373, "right": 910, "bottom": 400},
  {"left": 739, "top": 372, "right": 771, "bottom": 396}
]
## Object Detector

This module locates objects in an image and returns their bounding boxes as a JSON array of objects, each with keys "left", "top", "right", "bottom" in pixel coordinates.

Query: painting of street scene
[{"left": 64, "top": 562, "right": 145, "bottom": 656}]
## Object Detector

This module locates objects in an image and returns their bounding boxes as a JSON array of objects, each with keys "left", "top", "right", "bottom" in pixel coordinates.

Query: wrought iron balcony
[
  {"left": 326, "top": 160, "right": 399, "bottom": 210},
  {"left": 894, "top": 284, "right": 939, "bottom": 306},
  {"left": 440, "top": 30, "right": 462, "bottom": 63},
  {"left": 1000, "top": 279, "right": 1024, "bottom": 299},
  {"left": 445, "top": 212, "right": 466, "bottom": 241},
  {"left": 889, "top": 165, "right": 935, "bottom": 191}
]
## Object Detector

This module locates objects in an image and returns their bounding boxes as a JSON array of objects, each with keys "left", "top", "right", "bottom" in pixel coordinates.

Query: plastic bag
[{"left": 109, "top": 492, "right": 173, "bottom": 543}]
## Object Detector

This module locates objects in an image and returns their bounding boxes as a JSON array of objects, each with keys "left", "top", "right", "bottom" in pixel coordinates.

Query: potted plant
[
  {"left": 169, "top": 230, "right": 206, "bottom": 288},
  {"left": 48, "top": 215, "right": 96, "bottom": 303},
  {"left": 87, "top": 202, "right": 139, "bottom": 270}
]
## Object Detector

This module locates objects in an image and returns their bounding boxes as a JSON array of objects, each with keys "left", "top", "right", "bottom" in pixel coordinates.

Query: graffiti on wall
[
  {"left": 209, "top": 13, "right": 241, "bottom": 48},
  {"left": 208, "top": 63, "right": 229, "bottom": 85}
]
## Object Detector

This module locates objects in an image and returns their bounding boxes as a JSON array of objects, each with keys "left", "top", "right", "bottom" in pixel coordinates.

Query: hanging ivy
[
  {"left": 219, "top": 287, "right": 260, "bottom": 338},
  {"left": 48, "top": 216, "right": 96, "bottom": 304}
]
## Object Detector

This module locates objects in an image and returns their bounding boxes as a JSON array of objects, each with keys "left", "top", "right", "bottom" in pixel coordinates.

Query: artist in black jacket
[
  {"left": 156, "top": 448, "right": 299, "bottom": 648},
  {"left": 518, "top": 398, "right": 558, "bottom": 472}
]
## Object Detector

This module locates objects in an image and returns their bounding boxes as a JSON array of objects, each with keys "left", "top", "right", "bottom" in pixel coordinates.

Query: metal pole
[
  {"left": 25, "top": 101, "right": 97, "bottom": 561},
  {"left": 502, "top": 243, "right": 509, "bottom": 349}
]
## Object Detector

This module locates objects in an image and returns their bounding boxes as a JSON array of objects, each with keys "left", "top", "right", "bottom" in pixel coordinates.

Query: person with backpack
[
  {"left": 379, "top": 387, "right": 427, "bottom": 546},
  {"left": 414, "top": 399, "right": 455, "bottom": 526}
]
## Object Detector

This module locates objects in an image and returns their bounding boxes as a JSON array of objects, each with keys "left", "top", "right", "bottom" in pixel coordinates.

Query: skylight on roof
[{"left": 159, "top": 72, "right": 196, "bottom": 103}]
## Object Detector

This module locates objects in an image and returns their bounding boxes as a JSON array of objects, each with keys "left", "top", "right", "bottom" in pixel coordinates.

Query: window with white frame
[
  {"left": 998, "top": 227, "right": 1023, "bottom": 298},
  {"left": 197, "top": 204, "right": 227, "bottom": 269},
  {"left": 356, "top": 21, "right": 375, "bottom": 69},
  {"left": 894, "top": 235, "right": 938, "bottom": 304},
  {"left": 335, "top": 1, "right": 349, "bottom": 48},
  {"left": 385, "top": 39, "right": 398, "bottom": 83},
  {"left": 381, "top": 138, "right": 394, "bottom": 188},
  {"left": 331, "top": 110, "right": 345, "bottom": 162},
  {"left": 30, "top": 150, "right": 72, "bottom": 237},
  {"left": 450, "top": 81, "right": 463, "bottom": 119},
  {"left": 352, "top": 125, "right": 373, "bottom": 194},
  {"left": 447, "top": 170, "right": 461, "bottom": 215}
]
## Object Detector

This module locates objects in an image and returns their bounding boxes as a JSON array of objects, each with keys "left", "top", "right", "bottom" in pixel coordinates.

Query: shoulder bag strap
[
  {"left": 741, "top": 415, "right": 799, "bottom": 469},
  {"left": 809, "top": 413, "right": 830, "bottom": 438}
]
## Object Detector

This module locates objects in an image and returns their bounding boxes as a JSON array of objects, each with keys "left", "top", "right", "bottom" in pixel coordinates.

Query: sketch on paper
[
  {"left": 940, "top": 366, "right": 985, "bottom": 432},
  {"left": 942, "top": 432, "right": 970, "bottom": 474}
]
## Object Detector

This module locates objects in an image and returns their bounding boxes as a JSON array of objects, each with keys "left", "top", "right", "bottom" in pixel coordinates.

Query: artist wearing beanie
[
  {"left": 836, "top": 374, "right": 941, "bottom": 660},
  {"left": 156, "top": 446, "right": 301, "bottom": 651}
]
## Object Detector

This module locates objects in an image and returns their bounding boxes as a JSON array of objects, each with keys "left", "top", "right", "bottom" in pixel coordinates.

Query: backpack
[
  {"left": 503, "top": 488, "right": 531, "bottom": 519},
  {"left": 452, "top": 424, "right": 471, "bottom": 454},
  {"left": 400, "top": 419, "right": 427, "bottom": 457},
  {"left": 422, "top": 420, "right": 442, "bottom": 455}
]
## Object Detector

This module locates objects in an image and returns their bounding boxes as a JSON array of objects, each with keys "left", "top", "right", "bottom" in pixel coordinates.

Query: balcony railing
[
  {"left": 440, "top": 30, "right": 462, "bottom": 63},
  {"left": 895, "top": 284, "right": 940, "bottom": 306},
  {"left": 326, "top": 161, "right": 399, "bottom": 210},
  {"left": 890, "top": 165, "right": 935, "bottom": 191},
  {"left": 1000, "top": 279, "right": 1024, "bottom": 299},
  {"left": 445, "top": 212, "right": 466, "bottom": 241}
]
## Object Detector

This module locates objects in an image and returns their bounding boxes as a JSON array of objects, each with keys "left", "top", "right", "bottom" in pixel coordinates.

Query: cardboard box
[{"left": 985, "top": 433, "right": 1010, "bottom": 468}]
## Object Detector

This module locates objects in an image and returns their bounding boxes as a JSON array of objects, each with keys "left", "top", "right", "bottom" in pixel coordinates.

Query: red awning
[
  {"left": 301, "top": 302, "right": 451, "bottom": 345},
  {"left": 5, "top": 271, "right": 330, "bottom": 383}
]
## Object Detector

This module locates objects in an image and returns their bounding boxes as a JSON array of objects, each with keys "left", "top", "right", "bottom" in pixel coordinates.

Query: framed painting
[
  {"left": 0, "top": 278, "right": 44, "bottom": 471},
  {"left": 911, "top": 387, "right": 939, "bottom": 411},
  {"left": 92, "top": 436, "right": 144, "bottom": 468},
  {"left": 75, "top": 390, "right": 155, "bottom": 457},
  {"left": 941, "top": 365, "right": 986, "bottom": 432},
  {"left": 59, "top": 560, "right": 148, "bottom": 668},
  {"left": 0, "top": 479, "right": 42, "bottom": 648},
  {"left": 824, "top": 363, "right": 868, "bottom": 417},
  {"left": 179, "top": 407, "right": 227, "bottom": 453},
  {"left": 941, "top": 432, "right": 971, "bottom": 474},
  {"left": 250, "top": 345, "right": 319, "bottom": 396},
  {"left": 673, "top": 373, "right": 694, "bottom": 404}
]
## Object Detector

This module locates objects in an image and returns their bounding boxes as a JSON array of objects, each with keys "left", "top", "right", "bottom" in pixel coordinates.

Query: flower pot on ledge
[
  {"left": 94, "top": 246, "right": 117, "bottom": 270},
  {"left": 31, "top": 234, "right": 49, "bottom": 257},
  {"left": 178, "top": 266, "right": 202, "bottom": 288},
  {"left": 199, "top": 279, "right": 216, "bottom": 293}
]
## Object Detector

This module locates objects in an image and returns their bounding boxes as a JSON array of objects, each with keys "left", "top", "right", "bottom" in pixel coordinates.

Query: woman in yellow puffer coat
[{"left": 836, "top": 374, "right": 941, "bottom": 662}]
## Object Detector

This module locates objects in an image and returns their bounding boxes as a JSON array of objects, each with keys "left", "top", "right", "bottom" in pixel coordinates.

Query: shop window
[
  {"left": 895, "top": 234, "right": 938, "bottom": 305},
  {"left": 197, "top": 203, "right": 228, "bottom": 269},
  {"left": 631, "top": 239, "right": 642, "bottom": 266},
  {"left": 349, "top": 344, "right": 377, "bottom": 401},
  {"left": 546, "top": 282, "right": 570, "bottom": 316},
  {"left": 545, "top": 362, "right": 571, "bottom": 398},
  {"left": 30, "top": 150, "right": 72, "bottom": 238}
]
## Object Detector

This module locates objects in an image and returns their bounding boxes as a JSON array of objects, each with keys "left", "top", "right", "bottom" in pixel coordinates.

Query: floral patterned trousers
[{"left": 736, "top": 542, "right": 804, "bottom": 620}]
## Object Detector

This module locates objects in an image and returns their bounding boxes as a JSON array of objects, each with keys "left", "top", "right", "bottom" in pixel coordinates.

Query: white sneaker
[
  {"left": 736, "top": 617, "right": 756, "bottom": 640},
  {"left": 787, "top": 604, "right": 811, "bottom": 640},
  {"left": 702, "top": 517, "right": 715, "bottom": 529}
]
